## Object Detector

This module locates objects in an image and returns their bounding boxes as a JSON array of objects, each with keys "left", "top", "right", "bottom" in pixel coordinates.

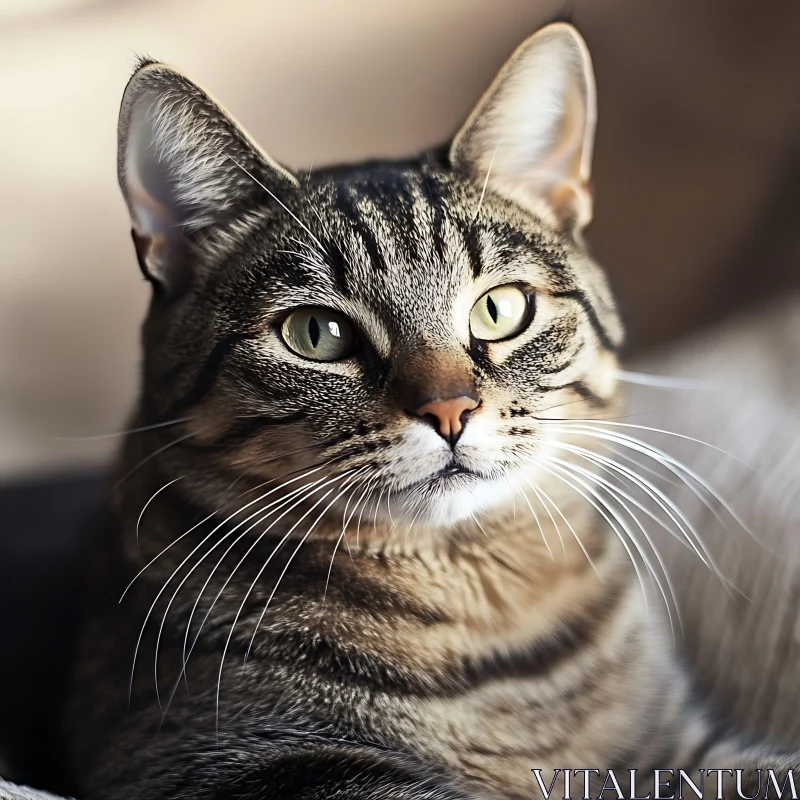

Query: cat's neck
[
  {"left": 319, "top": 504, "right": 628, "bottom": 667},
  {"left": 119, "top": 461, "right": 631, "bottom": 675}
]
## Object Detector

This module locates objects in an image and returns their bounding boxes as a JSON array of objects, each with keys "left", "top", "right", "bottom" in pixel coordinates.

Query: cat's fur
[{"left": 65, "top": 24, "right": 799, "bottom": 799}]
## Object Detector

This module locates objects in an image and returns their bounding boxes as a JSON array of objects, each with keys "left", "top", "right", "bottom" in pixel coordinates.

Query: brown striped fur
[{"left": 65, "top": 23, "right": 799, "bottom": 800}]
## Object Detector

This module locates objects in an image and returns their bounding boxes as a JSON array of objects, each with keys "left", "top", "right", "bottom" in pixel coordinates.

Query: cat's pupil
[
  {"left": 486, "top": 296, "right": 499, "bottom": 324},
  {"left": 308, "top": 315, "right": 321, "bottom": 348}
]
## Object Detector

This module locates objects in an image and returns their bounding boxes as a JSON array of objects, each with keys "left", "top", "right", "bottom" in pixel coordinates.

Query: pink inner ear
[
  {"left": 543, "top": 85, "right": 589, "bottom": 176},
  {"left": 449, "top": 25, "right": 596, "bottom": 233},
  {"left": 124, "top": 94, "right": 184, "bottom": 238},
  {"left": 127, "top": 177, "right": 178, "bottom": 238}
]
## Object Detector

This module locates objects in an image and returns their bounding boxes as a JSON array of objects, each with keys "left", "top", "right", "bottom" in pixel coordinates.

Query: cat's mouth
[
  {"left": 383, "top": 459, "right": 498, "bottom": 525},
  {"left": 411, "top": 461, "right": 479, "bottom": 490},
  {"left": 436, "top": 463, "right": 474, "bottom": 479}
]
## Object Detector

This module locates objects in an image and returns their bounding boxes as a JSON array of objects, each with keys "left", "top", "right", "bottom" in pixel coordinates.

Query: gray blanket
[{"left": 0, "top": 780, "right": 71, "bottom": 800}]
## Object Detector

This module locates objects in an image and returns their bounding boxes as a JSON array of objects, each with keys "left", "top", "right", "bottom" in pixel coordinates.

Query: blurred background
[
  {"left": 1, "top": 0, "right": 800, "bottom": 790},
  {"left": 2, "top": 0, "right": 800, "bottom": 479}
]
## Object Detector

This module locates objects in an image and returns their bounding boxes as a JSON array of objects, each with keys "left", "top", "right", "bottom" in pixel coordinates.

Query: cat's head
[{"left": 118, "top": 23, "right": 622, "bottom": 532}]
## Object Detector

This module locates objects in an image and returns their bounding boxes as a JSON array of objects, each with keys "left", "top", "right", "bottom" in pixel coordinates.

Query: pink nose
[{"left": 414, "top": 395, "right": 479, "bottom": 443}]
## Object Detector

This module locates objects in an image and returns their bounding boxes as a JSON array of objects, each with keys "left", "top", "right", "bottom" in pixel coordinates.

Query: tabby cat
[{"left": 65, "top": 23, "right": 799, "bottom": 800}]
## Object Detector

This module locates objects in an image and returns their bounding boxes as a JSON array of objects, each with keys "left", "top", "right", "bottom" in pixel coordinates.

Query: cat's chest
[
  {"left": 330, "top": 672, "right": 641, "bottom": 800},
  {"left": 295, "top": 603, "right": 674, "bottom": 799}
]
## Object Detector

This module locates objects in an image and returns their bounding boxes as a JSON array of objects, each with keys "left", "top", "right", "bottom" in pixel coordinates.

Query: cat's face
[{"left": 119, "top": 24, "right": 622, "bottom": 531}]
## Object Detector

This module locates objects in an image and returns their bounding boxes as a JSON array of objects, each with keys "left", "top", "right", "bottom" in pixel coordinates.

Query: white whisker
[
  {"left": 525, "top": 477, "right": 597, "bottom": 573},
  {"left": 121, "top": 466, "right": 328, "bottom": 601},
  {"left": 227, "top": 157, "right": 328, "bottom": 259},
  {"left": 128, "top": 464, "right": 328, "bottom": 707},
  {"left": 214, "top": 467, "right": 364, "bottom": 737},
  {"left": 370, "top": 486, "right": 387, "bottom": 525},
  {"left": 548, "top": 439, "right": 713, "bottom": 569},
  {"left": 323, "top": 472, "right": 374, "bottom": 604},
  {"left": 470, "top": 512, "right": 488, "bottom": 538},
  {"left": 543, "top": 456, "right": 681, "bottom": 639},
  {"left": 55, "top": 416, "right": 193, "bottom": 441},
  {"left": 540, "top": 418, "right": 751, "bottom": 468},
  {"left": 385, "top": 488, "right": 395, "bottom": 526},
  {"left": 548, "top": 423, "right": 759, "bottom": 546},
  {"left": 245, "top": 467, "right": 370, "bottom": 660},
  {"left": 160, "top": 469, "right": 353, "bottom": 720},
  {"left": 136, "top": 476, "right": 185, "bottom": 545},
  {"left": 614, "top": 370, "right": 711, "bottom": 391},
  {"left": 474, "top": 141, "right": 499, "bottom": 221},
  {"left": 548, "top": 440, "right": 747, "bottom": 599},
  {"left": 516, "top": 485, "right": 553, "bottom": 560},
  {"left": 402, "top": 497, "right": 426, "bottom": 541},
  {"left": 112, "top": 431, "right": 196, "bottom": 491},
  {"left": 533, "top": 459, "right": 650, "bottom": 611},
  {"left": 521, "top": 477, "right": 566, "bottom": 560},
  {"left": 356, "top": 474, "right": 381, "bottom": 549},
  {"left": 157, "top": 475, "right": 330, "bottom": 716},
  {"left": 120, "top": 509, "right": 218, "bottom": 602},
  {"left": 611, "top": 449, "right": 683, "bottom": 488}
]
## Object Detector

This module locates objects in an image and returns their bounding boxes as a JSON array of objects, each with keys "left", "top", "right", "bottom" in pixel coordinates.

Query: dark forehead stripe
[
  {"left": 322, "top": 238, "right": 350, "bottom": 298},
  {"left": 455, "top": 216, "right": 484, "bottom": 278},
  {"left": 333, "top": 169, "right": 426, "bottom": 271},
  {"left": 420, "top": 167, "right": 448, "bottom": 264},
  {"left": 334, "top": 182, "right": 387, "bottom": 273},
  {"left": 378, "top": 169, "right": 422, "bottom": 265}
]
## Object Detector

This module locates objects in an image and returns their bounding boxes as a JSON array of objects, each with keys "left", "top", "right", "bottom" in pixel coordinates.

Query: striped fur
[{"left": 66, "top": 24, "right": 799, "bottom": 800}]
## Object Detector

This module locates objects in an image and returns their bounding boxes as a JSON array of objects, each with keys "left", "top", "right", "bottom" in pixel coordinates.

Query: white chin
[{"left": 394, "top": 475, "right": 515, "bottom": 529}]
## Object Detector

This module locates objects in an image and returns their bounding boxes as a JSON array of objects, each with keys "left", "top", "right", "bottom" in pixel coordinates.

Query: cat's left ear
[
  {"left": 118, "top": 59, "right": 299, "bottom": 298},
  {"left": 450, "top": 23, "right": 596, "bottom": 235}
]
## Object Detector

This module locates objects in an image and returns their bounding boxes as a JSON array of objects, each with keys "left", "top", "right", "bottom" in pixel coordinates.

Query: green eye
[
  {"left": 281, "top": 308, "right": 356, "bottom": 361},
  {"left": 469, "top": 284, "right": 531, "bottom": 342}
]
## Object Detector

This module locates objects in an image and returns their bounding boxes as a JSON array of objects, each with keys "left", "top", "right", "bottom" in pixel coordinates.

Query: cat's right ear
[
  {"left": 450, "top": 24, "right": 596, "bottom": 237},
  {"left": 118, "top": 59, "right": 298, "bottom": 298}
]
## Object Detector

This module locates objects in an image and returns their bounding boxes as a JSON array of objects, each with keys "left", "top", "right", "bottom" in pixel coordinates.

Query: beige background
[
  {"left": 1, "top": 0, "right": 800, "bottom": 777},
  {"left": 2, "top": 0, "right": 799, "bottom": 479}
]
